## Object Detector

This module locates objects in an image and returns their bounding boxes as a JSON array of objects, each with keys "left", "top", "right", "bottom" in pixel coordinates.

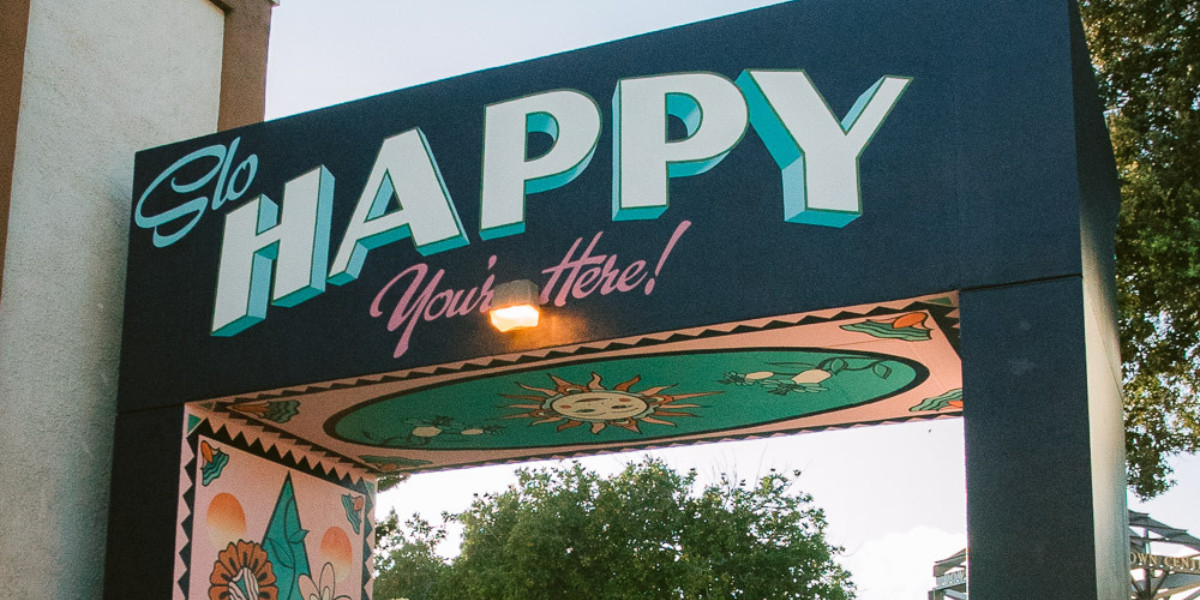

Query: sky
[{"left": 264, "top": 2, "right": 1200, "bottom": 598}]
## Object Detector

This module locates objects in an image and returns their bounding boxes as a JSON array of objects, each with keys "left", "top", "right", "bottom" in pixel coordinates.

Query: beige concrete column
[
  {"left": 0, "top": 0, "right": 274, "bottom": 597},
  {"left": 216, "top": 0, "right": 277, "bottom": 130},
  {"left": 0, "top": 0, "right": 31, "bottom": 306}
]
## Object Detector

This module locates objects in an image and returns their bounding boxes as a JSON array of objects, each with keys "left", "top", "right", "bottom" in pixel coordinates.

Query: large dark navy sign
[{"left": 120, "top": 0, "right": 1086, "bottom": 411}]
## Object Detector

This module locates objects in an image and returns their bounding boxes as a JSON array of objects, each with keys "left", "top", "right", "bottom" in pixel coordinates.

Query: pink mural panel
[{"left": 174, "top": 407, "right": 374, "bottom": 600}]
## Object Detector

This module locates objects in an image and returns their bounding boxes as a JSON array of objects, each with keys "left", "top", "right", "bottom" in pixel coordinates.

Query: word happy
[{"left": 140, "top": 70, "right": 911, "bottom": 338}]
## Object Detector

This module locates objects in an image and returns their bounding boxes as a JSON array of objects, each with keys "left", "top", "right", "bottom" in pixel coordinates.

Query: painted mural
[
  {"left": 329, "top": 348, "right": 926, "bottom": 449},
  {"left": 175, "top": 406, "right": 374, "bottom": 600},
  {"left": 196, "top": 293, "right": 962, "bottom": 475}
]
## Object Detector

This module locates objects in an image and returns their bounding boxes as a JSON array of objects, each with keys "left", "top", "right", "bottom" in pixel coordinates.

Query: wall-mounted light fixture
[{"left": 489, "top": 280, "right": 541, "bottom": 332}]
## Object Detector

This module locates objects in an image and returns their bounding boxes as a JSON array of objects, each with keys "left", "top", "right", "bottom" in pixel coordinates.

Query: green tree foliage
[
  {"left": 373, "top": 459, "right": 853, "bottom": 600},
  {"left": 1081, "top": 0, "right": 1200, "bottom": 498},
  {"left": 373, "top": 511, "right": 450, "bottom": 600}
]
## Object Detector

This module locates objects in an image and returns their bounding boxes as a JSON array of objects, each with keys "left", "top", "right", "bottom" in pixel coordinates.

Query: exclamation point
[{"left": 644, "top": 220, "right": 691, "bottom": 295}]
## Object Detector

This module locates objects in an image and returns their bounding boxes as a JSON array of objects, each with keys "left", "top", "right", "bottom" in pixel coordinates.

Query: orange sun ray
[
  {"left": 661, "top": 391, "right": 721, "bottom": 402},
  {"left": 502, "top": 412, "right": 541, "bottom": 420},
  {"left": 517, "top": 383, "right": 557, "bottom": 396},
  {"left": 503, "top": 402, "right": 545, "bottom": 409},
  {"left": 557, "top": 420, "right": 584, "bottom": 432},
  {"left": 587, "top": 372, "right": 605, "bottom": 390},
  {"left": 549, "top": 374, "right": 585, "bottom": 392},
  {"left": 614, "top": 375, "right": 642, "bottom": 392},
  {"left": 640, "top": 416, "right": 678, "bottom": 427},
  {"left": 653, "top": 410, "right": 698, "bottom": 418},
  {"left": 639, "top": 384, "right": 676, "bottom": 396},
  {"left": 615, "top": 420, "right": 642, "bottom": 433}
]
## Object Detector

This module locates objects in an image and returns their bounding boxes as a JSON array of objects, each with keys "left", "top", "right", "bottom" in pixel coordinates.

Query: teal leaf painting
[
  {"left": 235, "top": 400, "right": 301, "bottom": 424},
  {"left": 872, "top": 362, "right": 893, "bottom": 379},
  {"left": 200, "top": 441, "right": 229, "bottom": 486},
  {"left": 360, "top": 455, "right": 433, "bottom": 471},
  {"left": 718, "top": 357, "right": 898, "bottom": 398},
  {"left": 718, "top": 372, "right": 757, "bottom": 385},
  {"left": 262, "top": 474, "right": 311, "bottom": 600},
  {"left": 826, "top": 358, "right": 850, "bottom": 374},
  {"left": 910, "top": 388, "right": 964, "bottom": 412},
  {"left": 260, "top": 401, "right": 300, "bottom": 423},
  {"left": 840, "top": 313, "right": 933, "bottom": 341},
  {"left": 342, "top": 493, "right": 362, "bottom": 534}
]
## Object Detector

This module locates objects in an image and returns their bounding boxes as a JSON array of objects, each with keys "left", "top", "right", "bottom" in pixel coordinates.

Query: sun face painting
[
  {"left": 326, "top": 348, "right": 928, "bottom": 451},
  {"left": 501, "top": 373, "right": 719, "bottom": 434}
]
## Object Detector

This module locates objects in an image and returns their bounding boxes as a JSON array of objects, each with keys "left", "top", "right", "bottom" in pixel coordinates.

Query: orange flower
[{"left": 209, "top": 540, "right": 278, "bottom": 600}]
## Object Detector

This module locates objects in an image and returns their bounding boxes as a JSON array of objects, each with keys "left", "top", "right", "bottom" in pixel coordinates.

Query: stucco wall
[{"left": 0, "top": 0, "right": 224, "bottom": 597}]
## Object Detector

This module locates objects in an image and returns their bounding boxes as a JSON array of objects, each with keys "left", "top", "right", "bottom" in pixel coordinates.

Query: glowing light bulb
[
  {"left": 490, "top": 304, "right": 540, "bottom": 332},
  {"left": 489, "top": 280, "right": 542, "bottom": 332}
]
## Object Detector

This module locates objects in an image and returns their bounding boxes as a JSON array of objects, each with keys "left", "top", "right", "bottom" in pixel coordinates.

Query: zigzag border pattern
[
  {"left": 215, "top": 406, "right": 370, "bottom": 484},
  {"left": 361, "top": 481, "right": 375, "bottom": 600},
  {"left": 198, "top": 417, "right": 371, "bottom": 491},
  {"left": 176, "top": 432, "right": 196, "bottom": 600}
]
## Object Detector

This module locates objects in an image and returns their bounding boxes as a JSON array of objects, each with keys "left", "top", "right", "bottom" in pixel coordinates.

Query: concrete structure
[
  {"left": 0, "top": 1, "right": 275, "bottom": 597},
  {"left": 1, "top": 3, "right": 1130, "bottom": 600}
]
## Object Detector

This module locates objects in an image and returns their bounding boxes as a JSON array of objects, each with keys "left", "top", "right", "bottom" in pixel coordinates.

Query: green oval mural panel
[{"left": 327, "top": 348, "right": 928, "bottom": 450}]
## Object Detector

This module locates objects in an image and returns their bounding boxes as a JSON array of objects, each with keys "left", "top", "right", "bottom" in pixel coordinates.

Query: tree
[
  {"left": 374, "top": 459, "right": 854, "bottom": 600},
  {"left": 1081, "top": 0, "right": 1200, "bottom": 498},
  {"left": 373, "top": 511, "right": 450, "bottom": 600}
]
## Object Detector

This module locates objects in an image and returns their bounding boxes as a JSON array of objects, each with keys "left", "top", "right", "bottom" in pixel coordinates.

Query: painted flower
[
  {"left": 298, "top": 562, "right": 352, "bottom": 600},
  {"left": 410, "top": 426, "right": 443, "bottom": 439},
  {"left": 761, "top": 379, "right": 827, "bottom": 395},
  {"left": 718, "top": 372, "right": 747, "bottom": 385},
  {"left": 790, "top": 369, "right": 832, "bottom": 385},
  {"left": 200, "top": 440, "right": 230, "bottom": 486},
  {"left": 208, "top": 540, "right": 278, "bottom": 600},
  {"left": 719, "top": 371, "right": 772, "bottom": 385}
]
